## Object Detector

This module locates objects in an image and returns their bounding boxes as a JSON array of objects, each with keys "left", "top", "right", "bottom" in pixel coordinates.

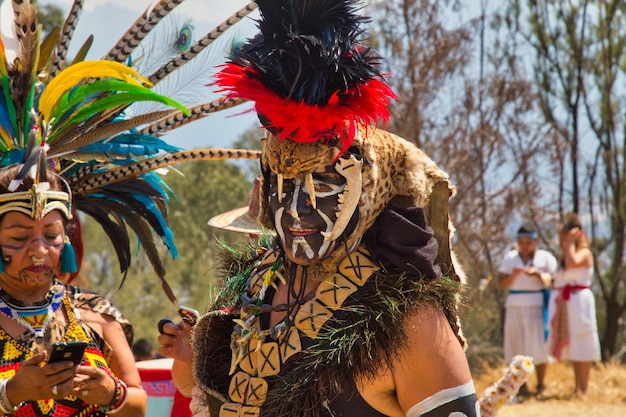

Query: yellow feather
[
  {"left": 0, "top": 128, "right": 13, "bottom": 149},
  {"left": 0, "top": 37, "right": 8, "bottom": 76},
  {"left": 38, "top": 60, "right": 153, "bottom": 121}
]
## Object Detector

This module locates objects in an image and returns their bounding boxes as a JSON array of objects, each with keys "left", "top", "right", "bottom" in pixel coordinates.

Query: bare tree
[
  {"left": 507, "top": 0, "right": 626, "bottom": 359},
  {"left": 369, "top": 0, "right": 555, "bottom": 362}
]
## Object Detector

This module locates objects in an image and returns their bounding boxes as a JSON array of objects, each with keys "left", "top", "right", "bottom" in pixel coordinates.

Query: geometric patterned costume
[{"left": 0, "top": 283, "right": 132, "bottom": 417}]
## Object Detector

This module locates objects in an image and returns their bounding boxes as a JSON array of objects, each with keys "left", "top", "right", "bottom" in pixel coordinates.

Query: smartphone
[
  {"left": 177, "top": 306, "right": 199, "bottom": 327},
  {"left": 48, "top": 341, "right": 88, "bottom": 364}
]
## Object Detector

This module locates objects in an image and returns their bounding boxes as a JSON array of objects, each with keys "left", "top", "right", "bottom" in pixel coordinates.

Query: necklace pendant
[{"left": 0, "top": 282, "right": 64, "bottom": 338}]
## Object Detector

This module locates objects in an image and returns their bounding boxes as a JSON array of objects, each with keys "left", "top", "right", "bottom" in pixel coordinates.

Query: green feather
[
  {"left": 21, "top": 82, "right": 37, "bottom": 146},
  {"left": 1, "top": 78, "right": 18, "bottom": 143},
  {"left": 51, "top": 80, "right": 139, "bottom": 120},
  {"left": 70, "top": 35, "right": 94, "bottom": 65},
  {"left": 48, "top": 88, "right": 190, "bottom": 140}
]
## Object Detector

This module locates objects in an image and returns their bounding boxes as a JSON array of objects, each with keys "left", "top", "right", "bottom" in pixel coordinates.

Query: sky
[{"left": 39, "top": 0, "right": 261, "bottom": 150}]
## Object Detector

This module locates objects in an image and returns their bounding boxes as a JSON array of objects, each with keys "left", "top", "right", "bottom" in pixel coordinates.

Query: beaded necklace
[
  {"left": 0, "top": 281, "right": 65, "bottom": 339},
  {"left": 220, "top": 245, "right": 380, "bottom": 417}
]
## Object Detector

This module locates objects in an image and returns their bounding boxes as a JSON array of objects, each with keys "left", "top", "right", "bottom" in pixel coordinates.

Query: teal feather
[
  {"left": 133, "top": 188, "right": 178, "bottom": 259},
  {"left": 60, "top": 239, "right": 79, "bottom": 273},
  {"left": 76, "top": 133, "right": 180, "bottom": 158},
  {"left": 1, "top": 78, "right": 18, "bottom": 141}
]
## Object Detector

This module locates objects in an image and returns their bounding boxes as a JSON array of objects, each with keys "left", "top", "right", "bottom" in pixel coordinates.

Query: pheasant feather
[
  {"left": 149, "top": 1, "right": 257, "bottom": 84},
  {"left": 105, "top": 0, "right": 186, "bottom": 63},
  {"left": 11, "top": 0, "right": 40, "bottom": 141},
  {"left": 74, "top": 148, "right": 261, "bottom": 193},
  {"left": 49, "top": 110, "right": 176, "bottom": 156},
  {"left": 138, "top": 97, "right": 245, "bottom": 136},
  {"left": 49, "top": 0, "right": 85, "bottom": 78}
]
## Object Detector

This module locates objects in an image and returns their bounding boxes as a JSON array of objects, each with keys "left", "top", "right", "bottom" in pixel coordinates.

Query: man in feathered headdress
[{"left": 191, "top": 1, "right": 480, "bottom": 416}]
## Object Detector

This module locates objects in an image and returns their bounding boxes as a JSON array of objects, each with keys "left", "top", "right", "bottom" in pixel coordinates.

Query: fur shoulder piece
[{"left": 260, "top": 272, "right": 461, "bottom": 417}]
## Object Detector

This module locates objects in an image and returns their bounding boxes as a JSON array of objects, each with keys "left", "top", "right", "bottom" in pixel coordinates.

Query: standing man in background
[{"left": 498, "top": 225, "right": 558, "bottom": 397}]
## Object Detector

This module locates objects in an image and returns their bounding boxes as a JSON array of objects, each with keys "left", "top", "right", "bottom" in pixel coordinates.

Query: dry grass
[{"left": 473, "top": 360, "right": 626, "bottom": 416}]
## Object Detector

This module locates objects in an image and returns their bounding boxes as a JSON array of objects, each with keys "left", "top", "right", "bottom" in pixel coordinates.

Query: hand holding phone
[
  {"left": 177, "top": 306, "right": 199, "bottom": 327},
  {"left": 48, "top": 341, "right": 88, "bottom": 365}
]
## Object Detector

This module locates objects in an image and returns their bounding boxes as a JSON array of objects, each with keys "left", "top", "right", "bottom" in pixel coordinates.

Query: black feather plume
[{"left": 235, "top": 0, "right": 382, "bottom": 105}]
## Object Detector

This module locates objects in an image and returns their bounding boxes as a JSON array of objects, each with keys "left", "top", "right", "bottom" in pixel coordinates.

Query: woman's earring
[{"left": 60, "top": 236, "right": 78, "bottom": 273}]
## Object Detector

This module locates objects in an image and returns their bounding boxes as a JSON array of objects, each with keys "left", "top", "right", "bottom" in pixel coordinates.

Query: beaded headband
[{"left": 0, "top": 183, "right": 71, "bottom": 221}]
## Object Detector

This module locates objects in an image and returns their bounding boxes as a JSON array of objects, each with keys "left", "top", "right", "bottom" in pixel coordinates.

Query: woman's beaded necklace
[
  {"left": 220, "top": 244, "right": 381, "bottom": 416},
  {"left": 0, "top": 281, "right": 65, "bottom": 339}
]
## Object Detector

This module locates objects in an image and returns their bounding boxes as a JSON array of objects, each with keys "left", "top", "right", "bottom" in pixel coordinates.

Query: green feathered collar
[{"left": 194, "top": 238, "right": 463, "bottom": 417}]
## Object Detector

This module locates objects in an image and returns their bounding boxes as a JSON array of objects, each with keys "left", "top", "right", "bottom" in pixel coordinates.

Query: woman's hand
[
  {"left": 72, "top": 366, "right": 116, "bottom": 406},
  {"left": 559, "top": 227, "right": 580, "bottom": 250},
  {"left": 6, "top": 351, "right": 78, "bottom": 405}
]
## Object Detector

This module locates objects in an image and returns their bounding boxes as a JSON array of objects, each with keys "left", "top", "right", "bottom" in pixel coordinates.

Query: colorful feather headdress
[
  {"left": 0, "top": 0, "right": 261, "bottom": 302},
  {"left": 214, "top": 0, "right": 396, "bottom": 152}
]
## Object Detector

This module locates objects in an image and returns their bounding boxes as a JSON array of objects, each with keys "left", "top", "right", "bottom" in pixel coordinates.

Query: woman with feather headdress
[
  {"left": 190, "top": 1, "right": 480, "bottom": 416},
  {"left": 0, "top": 1, "right": 262, "bottom": 416}
]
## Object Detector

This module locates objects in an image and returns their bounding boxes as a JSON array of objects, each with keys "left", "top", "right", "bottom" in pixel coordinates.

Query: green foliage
[
  {"left": 231, "top": 127, "right": 264, "bottom": 179},
  {"left": 78, "top": 160, "right": 252, "bottom": 344}
]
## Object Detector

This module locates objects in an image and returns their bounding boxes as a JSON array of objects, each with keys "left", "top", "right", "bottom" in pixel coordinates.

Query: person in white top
[
  {"left": 548, "top": 212, "right": 601, "bottom": 396},
  {"left": 498, "top": 225, "right": 557, "bottom": 396}
]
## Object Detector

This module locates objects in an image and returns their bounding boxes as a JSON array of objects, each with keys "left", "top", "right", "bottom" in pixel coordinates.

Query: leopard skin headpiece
[{"left": 213, "top": 0, "right": 462, "bottom": 278}]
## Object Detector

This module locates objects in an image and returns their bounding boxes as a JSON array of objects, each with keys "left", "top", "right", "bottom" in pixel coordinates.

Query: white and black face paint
[{"left": 268, "top": 165, "right": 357, "bottom": 265}]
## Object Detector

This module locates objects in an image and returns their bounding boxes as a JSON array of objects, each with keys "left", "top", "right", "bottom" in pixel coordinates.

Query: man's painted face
[{"left": 268, "top": 165, "right": 358, "bottom": 265}]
